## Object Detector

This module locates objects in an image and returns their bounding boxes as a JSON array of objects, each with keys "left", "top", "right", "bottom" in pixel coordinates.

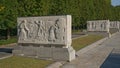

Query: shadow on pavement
[
  {"left": 100, "top": 49, "right": 120, "bottom": 68},
  {"left": 0, "top": 48, "right": 13, "bottom": 53}
]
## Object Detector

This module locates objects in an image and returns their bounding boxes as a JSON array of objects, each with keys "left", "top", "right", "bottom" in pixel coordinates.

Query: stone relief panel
[{"left": 17, "top": 16, "right": 70, "bottom": 45}]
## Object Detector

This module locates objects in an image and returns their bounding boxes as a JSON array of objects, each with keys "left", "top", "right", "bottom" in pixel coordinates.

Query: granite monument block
[{"left": 13, "top": 15, "right": 75, "bottom": 61}]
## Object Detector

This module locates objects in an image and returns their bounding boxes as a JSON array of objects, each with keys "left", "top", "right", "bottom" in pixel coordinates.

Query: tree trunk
[{"left": 6, "top": 28, "right": 10, "bottom": 40}]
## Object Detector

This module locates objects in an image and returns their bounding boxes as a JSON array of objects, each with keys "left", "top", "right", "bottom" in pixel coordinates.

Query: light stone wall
[{"left": 87, "top": 20, "right": 110, "bottom": 32}]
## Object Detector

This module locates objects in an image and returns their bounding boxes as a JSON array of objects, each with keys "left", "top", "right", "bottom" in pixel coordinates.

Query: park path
[{"left": 61, "top": 32, "right": 120, "bottom": 68}]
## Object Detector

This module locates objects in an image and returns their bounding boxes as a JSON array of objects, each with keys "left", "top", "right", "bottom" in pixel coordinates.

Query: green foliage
[
  {"left": 0, "top": 0, "right": 120, "bottom": 39},
  {"left": 0, "top": 37, "right": 17, "bottom": 45},
  {"left": 0, "top": 0, "right": 17, "bottom": 29},
  {"left": 0, "top": 0, "right": 18, "bottom": 39}
]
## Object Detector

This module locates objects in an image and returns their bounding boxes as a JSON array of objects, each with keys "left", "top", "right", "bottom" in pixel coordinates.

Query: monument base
[
  {"left": 87, "top": 31, "right": 110, "bottom": 37},
  {"left": 12, "top": 45, "right": 75, "bottom": 61}
]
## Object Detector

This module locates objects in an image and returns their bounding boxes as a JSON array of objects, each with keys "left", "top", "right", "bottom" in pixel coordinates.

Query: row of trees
[{"left": 0, "top": 0, "right": 120, "bottom": 39}]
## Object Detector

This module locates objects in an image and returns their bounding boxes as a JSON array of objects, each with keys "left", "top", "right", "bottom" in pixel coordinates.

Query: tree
[{"left": 0, "top": 0, "right": 18, "bottom": 39}]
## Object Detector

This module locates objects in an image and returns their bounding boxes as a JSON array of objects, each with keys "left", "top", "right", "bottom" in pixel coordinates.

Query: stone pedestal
[
  {"left": 52, "top": 46, "right": 75, "bottom": 61},
  {"left": 13, "top": 45, "right": 75, "bottom": 61},
  {"left": 87, "top": 20, "right": 111, "bottom": 37}
]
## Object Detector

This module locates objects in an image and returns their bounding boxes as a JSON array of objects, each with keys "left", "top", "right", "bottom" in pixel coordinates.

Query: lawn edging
[
  {"left": 72, "top": 34, "right": 88, "bottom": 40},
  {"left": 0, "top": 43, "right": 17, "bottom": 48}
]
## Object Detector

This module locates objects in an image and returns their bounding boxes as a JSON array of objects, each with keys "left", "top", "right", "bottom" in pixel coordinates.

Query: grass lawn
[
  {"left": 0, "top": 35, "right": 104, "bottom": 68},
  {"left": 0, "top": 56, "right": 53, "bottom": 68},
  {"left": 72, "top": 35, "right": 104, "bottom": 51},
  {"left": 0, "top": 37, "right": 17, "bottom": 46}
]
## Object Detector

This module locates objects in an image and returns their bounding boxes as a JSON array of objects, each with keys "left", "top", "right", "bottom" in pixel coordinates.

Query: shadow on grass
[
  {"left": 100, "top": 49, "right": 120, "bottom": 68},
  {"left": 0, "top": 48, "right": 13, "bottom": 53}
]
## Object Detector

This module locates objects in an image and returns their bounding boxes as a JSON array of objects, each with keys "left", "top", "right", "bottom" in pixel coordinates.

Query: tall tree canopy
[
  {"left": 0, "top": 0, "right": 17, "bottom": 39},
  {"left": 0, "top": 0, "right": 120, "bottom": 39}
]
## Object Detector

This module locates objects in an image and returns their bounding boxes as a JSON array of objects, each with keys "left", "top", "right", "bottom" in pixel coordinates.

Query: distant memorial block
[
  {"left": 109, "top": 21, "right": 119, "bottom": 33},
  {"left": 13, "top": 15, "right": 75, "bottom": 61},
  {"left": 87, "top": 20, "right": 110, "bottom": 37},
  {"left": 118, "top": 21, "right": 120, "bottom": 31},
  {"left": 87, "top": 20, "right": 110, "bottom": 32},
  {"left": 110, "top": 21, "right": 119, "bottom": 29}
]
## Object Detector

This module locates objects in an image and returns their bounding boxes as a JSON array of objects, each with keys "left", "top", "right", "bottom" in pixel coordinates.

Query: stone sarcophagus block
[
  {"left": 87, "top": 20, "right": 110, "bottom": 37},
  {"left": 13, "top": 15, "right": 75, "bottom": 61},
  {"left": 87, "top": 20, "right": 110, "bottom": 32},
  {"left": 110, "top": 21, "right": 119, "bottom": 29}
]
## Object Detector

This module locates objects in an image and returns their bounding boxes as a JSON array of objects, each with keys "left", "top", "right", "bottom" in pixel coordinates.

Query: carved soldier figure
[
  {"left": 48, "top": 22, "right": 59, "bottom": 42},
  {"left": 18, "top": 20, "right": 29, "bottom": 40},
  {"left": 35, "top": 20, "right": 45, "bottom": 41},
  {"left": 28, "top": 21, "right": 35, "bottom": 39}
]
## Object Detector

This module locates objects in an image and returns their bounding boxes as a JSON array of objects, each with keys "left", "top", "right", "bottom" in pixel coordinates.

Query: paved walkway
[{"left": 61, "top": 32, "right": 120, "bottom": 68}]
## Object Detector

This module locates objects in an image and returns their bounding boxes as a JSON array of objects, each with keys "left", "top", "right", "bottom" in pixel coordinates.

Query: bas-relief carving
[
  {"left": 100, "top": 22, "right": 106, "bottom": 30},
  {"left": 48, "top": 18, "right": 65, "bottom": 42},
  {"left": 18, "top": 18, "right": 66, "bottom": 44},
  {"left": 35, "top": 20, "right": 46, "bottom": 41},
  {"left": 110, "top": 21, "right": 119, "bottom": 28},
  {"left": 18, "top": 20, "right": 29, "bottom": 40},
  {"left": 48, "top": 21, "right": 59, "bottom": 42},
  {"left": 28, "top": 21, "right": 38, "bottom": 40},
  {"left": 87, "top": 20, "right": 109, "bottom": 31},
  {"left": 103, "top": 22, "right": 106, "bottom": 30}
]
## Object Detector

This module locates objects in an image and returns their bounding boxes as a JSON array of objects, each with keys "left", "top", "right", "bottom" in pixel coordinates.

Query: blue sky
[{"left": 111, "top": 0, "right": 120, "bottom": 6}]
